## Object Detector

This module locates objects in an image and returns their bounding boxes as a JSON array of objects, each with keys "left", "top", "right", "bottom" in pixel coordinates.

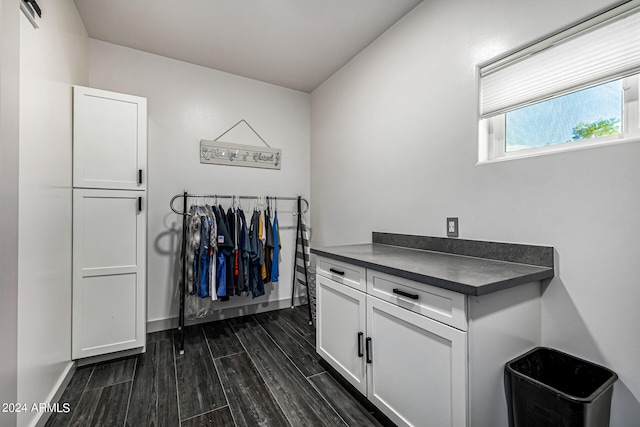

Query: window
[
  {"left": 479, "top": 2, "right": 640, "bottom": 162},
  {"left": 505, "top": 80, "right": 623, "bottom": 152}
]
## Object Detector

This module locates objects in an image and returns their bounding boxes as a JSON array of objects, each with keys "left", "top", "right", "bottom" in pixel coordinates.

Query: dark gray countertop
[{"left": 311, "top": 243, "right": 554, "bottom": 296}]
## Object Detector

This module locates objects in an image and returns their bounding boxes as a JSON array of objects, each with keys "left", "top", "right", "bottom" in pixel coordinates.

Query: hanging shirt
[
  {"left": 236, "top": 210, "right": 246, "bottom": 294},
  {"left": 260, "top": 209, "right": 266, "bottom": 245},
  {"left": 198, "top": 214, "right": 211, "bottom": 298},
  {"left": 226, "top": 207, "right": 237, "bottom": 296},
  {"left": 188, "top": 207, "right": 202, "bottom": 295},
  {"left": 184, "top": 206, "right": 196, "bottom": 294},
  {"left": 239, "top": 210, "right": 250, "bottom": 292},
  {"left": 264, "top": 207, "right": 273, "bottom": 284},
  {"left": 210, "top": 253, "right": 217, "bottom": 300},
  {"left": 216, "top": 251, "right": 226, "bottom": 299},
  {"left": 249, "top": 210, "right": 265, "bottom": 297},
  {"left": 205, "top": 205, "right": 218, "bottom": 301},
  {"left": 247, "top": 210, "right": 257, "bottom": 297},
  {"left": 259, "top": 211, "right": 267, "bottom": 281},
  {"left": 271, "top": 210, "right": 280, "bottom": 283},
  {"left": 214, "top": 206, "right": 234, "bottom": 255},
  {"left": 214, "top": 206, "right": 233, "bottom": 298}
]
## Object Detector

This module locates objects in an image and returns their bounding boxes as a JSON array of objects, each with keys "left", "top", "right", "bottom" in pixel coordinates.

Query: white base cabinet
[
  {"left": 316, "top": 256, "right": 541, "bottom": 427},
  {"left": 367, "top": 296, "right": 467, "bottom": 427},
  {"left": 317, "top": 275, "right": 367, "bottom": 395}
]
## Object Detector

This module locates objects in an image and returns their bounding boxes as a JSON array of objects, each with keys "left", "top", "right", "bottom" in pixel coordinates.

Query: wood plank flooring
[{"left": 45, "top": 305, "right": 391, "bottom": 427}]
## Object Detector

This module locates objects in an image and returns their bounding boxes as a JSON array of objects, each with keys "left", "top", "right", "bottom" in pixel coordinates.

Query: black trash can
[{"left": 505, "top": 347, "right": 617, "bottom": 427}]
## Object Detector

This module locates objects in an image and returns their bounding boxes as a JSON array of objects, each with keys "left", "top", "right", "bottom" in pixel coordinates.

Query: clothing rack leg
[
  {"left": 290, "top": 200, "right": 301, "bottom": 309},
  {"left": 290, "top": 197, "right": 313, "bottom": 325},
  {"left": 179, "top": 191, "right": 187, "bottom": 354},
  {"left": 298, "top": 198, "right": 313, "bottom": 326}
]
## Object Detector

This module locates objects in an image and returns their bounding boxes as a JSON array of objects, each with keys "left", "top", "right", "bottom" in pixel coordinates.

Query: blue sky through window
[{"left": 505, "top": 80, "right": 622, "bottom": 152}]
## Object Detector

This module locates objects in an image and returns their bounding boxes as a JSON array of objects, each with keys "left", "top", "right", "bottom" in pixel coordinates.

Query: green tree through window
[{"left": 571, "top": 118, "right": 621, "bottom": 140}]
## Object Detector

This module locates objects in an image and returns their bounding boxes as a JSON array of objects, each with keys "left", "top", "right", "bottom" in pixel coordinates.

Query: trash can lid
[{"left": 506, "top": 347, "right": 618, "bottom": 402}]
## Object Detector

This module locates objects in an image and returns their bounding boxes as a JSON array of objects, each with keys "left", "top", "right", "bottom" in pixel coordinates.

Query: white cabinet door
[
  {"left": 72, "top": 189, "right": 146, "bottom": 359},
  {"left": 73, "top": 86, "right": 147, "bottom": 190},
  {"left": 316, "top": 274, "right": 367, "bottom": 395},
  {"left": 366, "top": 296, "right": 467, "bottom": 427}
]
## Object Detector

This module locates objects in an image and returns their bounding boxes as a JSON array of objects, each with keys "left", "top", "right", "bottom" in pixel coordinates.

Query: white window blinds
[{"left": 480, "top": 2, "right": 640, "bottom": 118}]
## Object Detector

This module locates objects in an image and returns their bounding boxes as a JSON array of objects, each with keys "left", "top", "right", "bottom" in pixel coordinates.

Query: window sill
[{"left": 476, "top": 132, "right": 640, "bottom": 165}]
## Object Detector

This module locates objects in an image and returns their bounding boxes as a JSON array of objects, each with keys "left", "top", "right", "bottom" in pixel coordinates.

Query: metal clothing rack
[{"left": 169, "top": 191, "right": 311, "bottom": 354}]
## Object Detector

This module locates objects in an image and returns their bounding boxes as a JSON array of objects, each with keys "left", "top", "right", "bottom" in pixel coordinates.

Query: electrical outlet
[{"left": 447, "top": 217, "right": 459, "bottom": 237}]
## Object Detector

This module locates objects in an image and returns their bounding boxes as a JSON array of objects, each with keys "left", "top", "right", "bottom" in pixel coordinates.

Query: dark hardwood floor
[{"left": 45, "top": 305, "right": 388, "bottom": 427}]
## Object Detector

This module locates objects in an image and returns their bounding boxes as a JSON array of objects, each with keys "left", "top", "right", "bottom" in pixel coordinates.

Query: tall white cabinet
[{"left": 72, "top": 86, "right": 147, "bottom": 360}]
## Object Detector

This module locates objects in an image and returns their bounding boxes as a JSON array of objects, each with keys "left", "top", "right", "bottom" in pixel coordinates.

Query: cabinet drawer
[
  {"left": 316, "top": 257, "right": 366, "bottom": 292},
  {"left": 367, "top": 270, "right": 467, "bottom": 331}
]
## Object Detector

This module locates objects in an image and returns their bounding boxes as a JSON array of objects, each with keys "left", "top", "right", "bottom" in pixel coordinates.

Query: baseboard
[
  {"left": 147, "top": 296, "right": 308, "bottom": 333},
  {"left": 32, "top": 361, "right": 76, "bottom": 427}
]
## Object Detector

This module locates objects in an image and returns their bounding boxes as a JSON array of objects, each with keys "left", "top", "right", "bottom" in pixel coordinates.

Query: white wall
[
  {"left": 0, "top": 0, "right": 21, "bottom": 425},
  {"left": 17, "top": 1, "right": 88, "bottom": 426},
  {"left": 311, "top": 1, "right": 640, "bottom": 425},
  {"left": 88, "top": 40, "right": 311, "bottom": 325}
]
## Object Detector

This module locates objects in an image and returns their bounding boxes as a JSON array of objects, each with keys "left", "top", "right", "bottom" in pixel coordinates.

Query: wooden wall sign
[{"left": 200, "top": 140, "right": 281, "bottom": 170}]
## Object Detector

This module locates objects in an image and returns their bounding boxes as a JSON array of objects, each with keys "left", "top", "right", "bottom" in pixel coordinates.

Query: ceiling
[{"left": 73, "top": 0, "right": 423, "bottom": 93}]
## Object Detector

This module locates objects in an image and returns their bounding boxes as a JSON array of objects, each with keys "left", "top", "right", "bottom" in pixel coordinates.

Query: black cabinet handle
[
  {"left": 329, "top": 268, "right": 345, "bottom": 276},
  {"left": 357, "top": 332, "right": 364, "bottom": 357},
  {"left": 393, "top": 288, "right": 419, "bottom": 300},
  {"left": 138, "top": 169, "right": 143, "bottom": 185},
  {"left": 138, "top": 197, "right": 143, "bottom": 212},
  {"left": 366, "top": 337, "right": 372, "bottom": 363}
]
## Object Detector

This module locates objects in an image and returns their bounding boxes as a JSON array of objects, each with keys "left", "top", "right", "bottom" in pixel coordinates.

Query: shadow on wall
[
  {"left": 155, "top": 215, "right": 182, "bottom": 314},
  {"left": 610, "top": 381, "right": 640, "bottom": 427},
  {"left": 541, "top": 262, "right": 640, "bottom": 425}
]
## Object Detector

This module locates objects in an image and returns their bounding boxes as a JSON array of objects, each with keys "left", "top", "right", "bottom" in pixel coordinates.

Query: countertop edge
[{"left": 311, "top": 246, "right": 554, "bottom": 296}]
